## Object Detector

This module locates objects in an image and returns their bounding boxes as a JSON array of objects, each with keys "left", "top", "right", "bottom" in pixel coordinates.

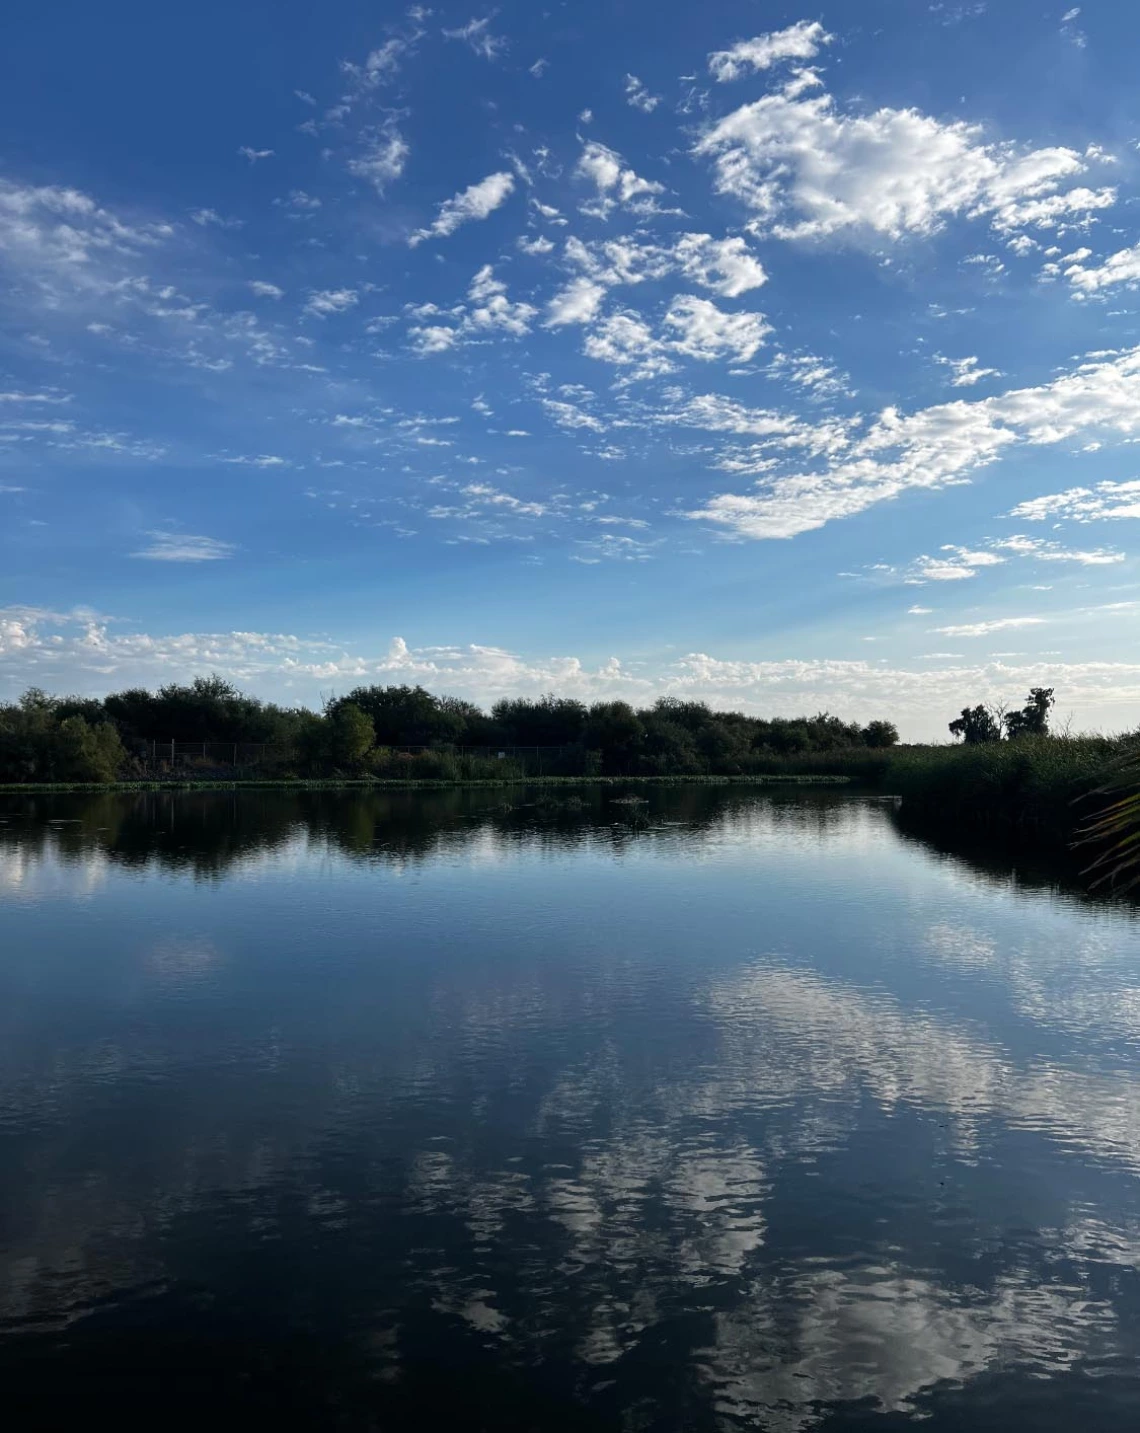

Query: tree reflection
[{"left": 0, "top": 785, "right": 859, "bottom": 881}]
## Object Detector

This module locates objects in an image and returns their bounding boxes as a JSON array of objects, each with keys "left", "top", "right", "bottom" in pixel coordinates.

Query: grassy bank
[
  {"left": 0, "top": 773, "right": 852, "bottom": 795},
  {"left": 885, "top": 738, "right": 1125, "bottom": 842}
]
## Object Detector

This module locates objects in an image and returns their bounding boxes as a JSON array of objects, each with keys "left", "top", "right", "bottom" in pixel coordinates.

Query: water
[{"left": 2, "top": 786, "right": 1140, "bottom": 1429}]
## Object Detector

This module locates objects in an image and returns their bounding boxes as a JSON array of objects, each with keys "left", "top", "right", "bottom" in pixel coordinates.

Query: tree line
[
  {"left": 948, "top": 688, "right": 1056, "bottom": 744},
  {"left": 0, "top": 676, "right": 901, "bottom": 783}
]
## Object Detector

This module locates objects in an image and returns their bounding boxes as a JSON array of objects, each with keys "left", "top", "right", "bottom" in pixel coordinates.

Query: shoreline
[{"left": 0, "top": 773, "right": 853, "bottom": 794}]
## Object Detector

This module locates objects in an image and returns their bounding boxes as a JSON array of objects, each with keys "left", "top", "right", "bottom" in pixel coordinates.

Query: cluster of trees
[
  {"left": 948, "top": 688, "right": 1056, "bottom": 745},
  {"left": 0, "top": 676, "right": 901, "bottom": 782}
]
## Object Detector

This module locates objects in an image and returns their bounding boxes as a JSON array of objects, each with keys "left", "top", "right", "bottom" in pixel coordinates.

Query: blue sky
[{"left": 2, "top": 0, "right": 1140, "bottom": 736}]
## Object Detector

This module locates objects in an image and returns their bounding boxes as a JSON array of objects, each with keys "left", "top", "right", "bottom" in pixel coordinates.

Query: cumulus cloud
[
  {"left": 545, "top": 276, "right": 607, "bottom": 327},
  {"left": 584, "top": 311, "right": 676, "bottom": 380},
  {"left": 672, "top": 233, "right": 768, "bottom": 296},
  {"left": 695, "top": 83, "right": 1115, "bottom": 244},
  {"left": 936, "top": 354, "right": 1002, "bottom": 387},
  {"left": 684, "top": 342, "right": 1140, "bottom": 539},
  {"left": 131, "top": 532, "right": 237, "bottom": 562},
  {"left": 1009, "top": 478, "right": 1140, "bottom": 523},
  {"left": 408, "top": 171, "right": 515, "bottom": 245},
  {"left": 541, "top": 397, "right": 606, "bottom": 431},
  {"left": 1065, "top": 241, "right": 1140, "bottom": 295},
  {"left": 708, "top": 21, "right": 832, "bottom": 83},
  {"left": 408, "top": 265, "right": 536, "bottom": 353},
  {"left": 896, "top": 534, "right": 1122, "bottom": 585},
  {"left": 304, "top": 288, "right": 358, "bottom": 317},
  {"left": 662, "top": 295, "right": 770, "bottom": 363},
  {"left": 237, "top": 147, "right": 274, "bottom": 163},
  {"left": 6, "top": 610, "right": 1140, "bottom": 735},
  {"left": 908, "top": 546, "right": 1006, "bottom": 582},
  {"left": 574, "top": 141, "right": 666, "bottom": 219},
  {"left": 248, "top": 280, "right": 284, "bottom": 299}
]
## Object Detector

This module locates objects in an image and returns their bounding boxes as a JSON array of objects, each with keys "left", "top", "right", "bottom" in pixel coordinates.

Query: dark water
[{"left": 3, "top": 786, "right": 1140, "bottom": 1430}]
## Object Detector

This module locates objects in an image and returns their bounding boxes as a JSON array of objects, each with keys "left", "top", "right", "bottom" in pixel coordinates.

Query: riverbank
[{"left": 0, "top": 773, "right": 852, "bottom": 794}]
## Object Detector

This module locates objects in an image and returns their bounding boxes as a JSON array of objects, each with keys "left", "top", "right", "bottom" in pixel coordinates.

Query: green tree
[
  {"left": 1004, "top": 687, "right": 1055, "bottom": 740},
  {"left": 861, "top": 720, "right": 900, "bottom": 749},
  {"left": 584, "top": 701, "right": 644, "bottom": 773},
  {"left": 326, "top": 703, "right": 375, "bottom": 769},
  {"left": 949, "top": 705, "right": 1002, "bottom": 744}
]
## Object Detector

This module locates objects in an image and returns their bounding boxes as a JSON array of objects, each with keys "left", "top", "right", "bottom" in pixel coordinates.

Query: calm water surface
[{"left": 2, "top": 786, "right": 1140, "bottom": 1429}]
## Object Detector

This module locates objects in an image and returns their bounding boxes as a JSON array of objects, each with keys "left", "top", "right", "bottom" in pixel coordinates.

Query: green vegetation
[
  {"left": 3, "top": 676, "right": 1138, "bottom": 883},
  {"left": 0, "top": 676, "right": 899, "bottom": 784}
]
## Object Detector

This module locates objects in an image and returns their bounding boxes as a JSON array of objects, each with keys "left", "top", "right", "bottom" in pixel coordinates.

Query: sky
[{"left": 2, "top": 1, "right": 1140, "bottom": 737}]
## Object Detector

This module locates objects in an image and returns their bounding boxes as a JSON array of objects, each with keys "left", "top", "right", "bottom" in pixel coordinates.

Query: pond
[{"left": 2, "top": 786, "right": 1140, "bottom": 1429}]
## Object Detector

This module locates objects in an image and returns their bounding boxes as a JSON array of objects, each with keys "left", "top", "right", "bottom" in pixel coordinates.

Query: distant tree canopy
[
  {"left": 949, "top": 689, "right": 1055, "bottom": 745},
  {"left": 1004, "top": 687, "right": 1055, "bottom": 740},
  {"left": 0, "top": 677, "right": 903, "bottom": 783},
  {"left": 949, "top": 705, "right": 1003, "bottom": 745}
]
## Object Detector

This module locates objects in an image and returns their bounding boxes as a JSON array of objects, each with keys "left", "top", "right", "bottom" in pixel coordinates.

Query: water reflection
[{"left": 2, "top": 788, "right": 1140, "bottom": 1429}]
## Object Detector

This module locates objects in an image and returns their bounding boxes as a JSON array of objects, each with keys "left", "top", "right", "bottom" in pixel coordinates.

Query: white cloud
[
  {"left": 768, "top": 350, "right": 852, "bottom": 398},
  {"left": 542, "top": 398, "right": 606, "bottom": 432},
  {"left": 339, "top": 36, "right": 414, "bottom": 91},
  {"left": 672, "top": 233, "right": 768, "bottom": 296},
  {"left": 237, "top": 147, "right": 274, "bottom": 163},
  {"left": 189, "top": 208, "right": 242, "bottom": 229},
  {"left": 684, "top": 342, "right": 1140, "bottom": 539},
  {"left": 463, "top": 264, "right": 537, "bottom": 336},
  {"left": 545, "top": 276, "right": 607, "bottom": 327},
  {"left": 0, "top": 390, "right": 70, "bottom": 404},
  {"left": 131, "top": 532, "right": 237, "bottom": 562},
  {"left": 625, "top": 74, "right": 661, "bottom": 113},
  {"left": 248, "top": 280, "right": 284, "bottom": 299},
  {"left": 280, "top": 189, "right": 321, "bottom": 211},
  {"left": 1010, "top": 478, "right": 1140, "bottom": 523},
  {"left": 304, "top": 288, "right": 358, "bottom": 317},
  {"left": 708, "top": 21, "right": 832, "bottom": 83},
  {"left": 663, "top": 294, "right": 770, "bottom": 363},
  {"left": 933, "top": 616, "right": 1047, "bottom": 637},
  {"left": 0, "top": 178, "right": 173, "bottom": 297},
  {"left": 442, "top": 15, "right": 507, "bottom": 60},
  {"left": 584, "top": 311, "right": 676, "bottom": 380},
  {"left": 1065, "top": 241, "right": 1140, "bottom": 294},
  {"left": 460, "top": 482, "right": 545, "bottom": 517},
  {"left": 409, "top": 171, "right": 515, "bottom": 246},
  {"left": 993, "top": 533, "right": 1124, "bottom": 565},
  {"left": 936, "top": 354, "right": 1002, "bottom": 387},
  {"left": 347, "top": 122, "right": 409, "bottom": 192},
  {"left": 574, "top": 141, "right": 666, "bottom": 219},
  {"left": 908, "top": 546, "right": 1006, "bottom": 582},
  {"left": 892, "top": 535, "right": 1128, "bottom": 585},
  {"left": 218, "top": 454, "right": 288, "bottom": 468},
  {"left": 408, "top": 325, "right": 459, "bottom": 356},
  {"left": 8, "top": 610, "right": 1140, "bottom": 735},
  {"left": 696, "top": 85, "right": 1114, "bottom": 243},
  {"left": 408, "top": 266, "right": 536, "bottom": 353},
  {"left": 517, "top": 234, "right": 555, "bottom": 255}
]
